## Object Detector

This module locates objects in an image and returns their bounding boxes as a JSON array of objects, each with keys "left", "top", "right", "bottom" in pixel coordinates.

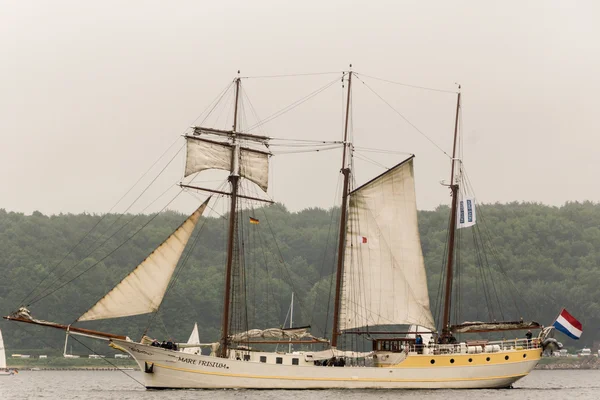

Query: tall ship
[{"left": 5, "top": 70, "right": 554, "bottom": 389}]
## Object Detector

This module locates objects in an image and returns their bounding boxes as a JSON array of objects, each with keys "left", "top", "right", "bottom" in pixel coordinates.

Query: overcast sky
[{"left": 2, "top": 0, "right": 599, "bottom": 216}]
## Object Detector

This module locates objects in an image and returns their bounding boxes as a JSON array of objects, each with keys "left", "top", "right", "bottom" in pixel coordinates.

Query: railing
[{"left": 402, "top": 338, "right": 540, "bottom": 355}]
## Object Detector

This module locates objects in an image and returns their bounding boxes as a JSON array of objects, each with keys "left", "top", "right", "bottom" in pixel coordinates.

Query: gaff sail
[{"left": 339, "top": 157, "right": 435, "bottom": 331}]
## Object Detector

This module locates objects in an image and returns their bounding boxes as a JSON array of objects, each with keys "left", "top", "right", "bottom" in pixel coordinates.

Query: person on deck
[
  {"left": 525, "top": 330, "right": 533, "bottom": 348},
  {"left": 447, "top": 332, "right": 457, "bottom": 344},
  {"left": 415, "top": 334, "right": 424, "bottom": 354}
]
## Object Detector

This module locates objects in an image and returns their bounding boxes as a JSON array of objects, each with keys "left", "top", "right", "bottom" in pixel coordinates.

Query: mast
[
  {"left": 441, "top": 87, "right": 461, "bottom": 335},
  {"left": 219, "top": 76, "right": 241, "bottom": 357},
  {"left": 332, "top": 69, "right": 352, "bottom": 348}
]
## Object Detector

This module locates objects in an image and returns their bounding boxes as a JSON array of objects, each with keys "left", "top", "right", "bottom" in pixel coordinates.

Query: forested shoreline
[{"left": 1, "top": 201, "right": 599, "bottom": 354}]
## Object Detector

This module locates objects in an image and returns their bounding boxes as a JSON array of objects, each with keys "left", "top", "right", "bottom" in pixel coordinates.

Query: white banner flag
[{"left": 457, "top": 196, "right": 476, "bottom": 229}]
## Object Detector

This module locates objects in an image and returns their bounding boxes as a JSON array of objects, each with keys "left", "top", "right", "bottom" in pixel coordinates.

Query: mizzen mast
[
  {"left": 441, "top": 86, "right": 461, "bottom": 335},
  {"left": 332, "top": 69, "right": 352, "bottom": 348}
]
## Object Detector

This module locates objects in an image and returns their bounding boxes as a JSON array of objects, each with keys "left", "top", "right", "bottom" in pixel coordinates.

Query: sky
[{"left": 1, "top": 0, "right": 599, "bottom": 216}]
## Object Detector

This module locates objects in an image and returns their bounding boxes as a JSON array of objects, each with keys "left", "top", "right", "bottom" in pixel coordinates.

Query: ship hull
[{"left": 113, "top": 340, "right": 541, "bottom": 389}]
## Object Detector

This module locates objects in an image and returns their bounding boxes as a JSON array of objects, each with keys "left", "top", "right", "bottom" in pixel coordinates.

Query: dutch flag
[{"left": 553, "top": 308, "right": 583, "bottom": 340}]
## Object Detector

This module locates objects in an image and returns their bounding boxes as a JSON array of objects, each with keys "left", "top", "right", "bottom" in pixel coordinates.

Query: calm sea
[{"left": 0, "top": 370, "right": 597, "bottom": 399}]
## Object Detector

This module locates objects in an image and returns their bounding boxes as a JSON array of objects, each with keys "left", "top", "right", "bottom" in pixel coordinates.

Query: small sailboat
[
  {"left": 182, "top": 323, "right": 201, "bottom": 355},
  {"left": 5, "top": 70, "right": 557, "bottom": 389},
  {"left": 0, "top": 329, "right": 16, "bottom": 376}
]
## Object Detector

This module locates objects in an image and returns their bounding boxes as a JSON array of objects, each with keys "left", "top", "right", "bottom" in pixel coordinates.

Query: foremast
[
  {"left": 332, "top": 70, "right": 352, "bottom": 348},
  {"left": 441, "top": 87, "right": 461, "bottom": 336},
  {"left": 220, "top": 77, "right": 241, "bottom": 357}
]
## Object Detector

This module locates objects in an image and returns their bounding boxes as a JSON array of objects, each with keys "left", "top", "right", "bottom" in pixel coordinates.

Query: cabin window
[
  {"left": 243, "top": 354, "right": 250, "bottom": 361},
  {"left": 276, "top": 357, "right": 283, "bottom": 364},
  {"left": 260, "top": 356, "right": 267, "bottom": 363},
  {"left": 292, "top": 358, "right": 299, "bottom": 365}
]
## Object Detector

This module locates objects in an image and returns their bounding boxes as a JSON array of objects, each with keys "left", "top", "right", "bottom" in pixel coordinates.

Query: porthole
[
  {"left": 468, "top": 358, "right": 473, "bottom": 363},
  {"left": 523, "top": 354, "right": 527, "bottom": 358},
  {"left": 430, "top": 359, "right": 435, "bottom": 364},
  {"left": 486, "top": 357, "right": 491, "bottom": 362},
  {"left": 505, "top": 355, "right": 509, "bottom": 361},
  {"left": 450, "top": 359, "right": 455, "bottom": 364}
]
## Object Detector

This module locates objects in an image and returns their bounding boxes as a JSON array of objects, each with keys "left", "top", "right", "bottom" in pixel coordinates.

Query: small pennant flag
[
  {"left": 356, "top": 235, "right": 367, "bottom": 244},
  {"left": 553, "top": 308, "right": 582, "bottom": 340},
  {"left": 249, "top": 217, "right": 260, "bottom": 225}
]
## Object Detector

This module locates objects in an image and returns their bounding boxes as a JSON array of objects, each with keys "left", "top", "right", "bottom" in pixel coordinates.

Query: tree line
[{"left": 1, "top": 201, "right": 598, "bottom": 354}]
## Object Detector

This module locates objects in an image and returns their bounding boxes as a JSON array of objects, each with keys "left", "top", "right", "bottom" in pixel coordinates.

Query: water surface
[{"left": 1, "top": 370, "right": 598, "bottom": 400}]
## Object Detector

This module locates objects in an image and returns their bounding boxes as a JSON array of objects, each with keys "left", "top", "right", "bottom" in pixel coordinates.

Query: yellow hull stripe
[
  {"left": 390, "top": 349, "right": 542, "bottom": 368},
  {"left": 152, "top": 362, "right": 530, "bottom": 383}
]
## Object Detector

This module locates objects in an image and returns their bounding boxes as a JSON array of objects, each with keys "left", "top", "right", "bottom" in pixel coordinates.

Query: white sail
[
  {"left": 185, "top": 137, "right": 270, "bottom": 191},
  {"left": 78, "top": 199, "right": 210, "bottom": 322},
  {"left": 183, "top": 323, "right": 201, "bottom": 354},
  {"left": 0, "top": 329, "right": 6, "bottom": 369},
  {"left": 339, "top": 157, "right": 436, "bottom": 331}
]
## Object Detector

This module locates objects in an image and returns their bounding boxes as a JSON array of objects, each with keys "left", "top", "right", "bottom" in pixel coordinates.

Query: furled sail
[
  {"left": 185, "top": 137, "right": 269, "bottom": 192},
  {"left": 77, "top": 199, "right": 210, "bottom": 322},
  {"left": 230, "top": 328, "right": 328, "bottom": 342},
  {"left": 339, "top": 157, "right": 436, "bottom": 331}
]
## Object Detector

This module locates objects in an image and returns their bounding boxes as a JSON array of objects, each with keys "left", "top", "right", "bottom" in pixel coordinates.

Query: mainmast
[
  {"left": 219, "top": 77, "right": 241, "bottom": 357},
  {"left": 332, "top": 69, "right": 352, "bottom": 348},
  {"left": 441, "top": 87, "right": 461, "bottom": 335}
]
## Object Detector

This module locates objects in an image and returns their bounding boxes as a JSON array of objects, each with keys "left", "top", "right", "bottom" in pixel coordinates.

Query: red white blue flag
[{"left": 553, "top": 308, "right": 582, "bottom": 340}]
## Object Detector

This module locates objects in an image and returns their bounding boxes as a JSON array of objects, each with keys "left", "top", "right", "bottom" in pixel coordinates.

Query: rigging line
[
  {"left": 461, "top": 169, "right": 528, "bottom": 314},
  {"left": 211, "top": 85, "right": 236, "bottom": 130},
  {"left": 244, "top": 74, "right": 346, "bottom": 132},
  {"left": 21, "top": 83, "right": 232, "bottom": 307},
  {"left": 241, "top": 86, "right": 269, "bottom": 139},
  {"left": 353, "top": 146, "right": 414, "bottom": 155},
  {"left": 269, "top": 141, "right": 342, "bottom": 147},
  {"left": 68, "top": 335, "right": 146, "bottom": 388},
  {"left": 30, "top": 191, "right": 183, "bottom": 308},
  {"left": 241, "top": 71, "right": 342, "bottom": 79},
  {"left": 269, "top": 137, "right": 343, "bottom": 144},
  {"left": 195, "top": 80, "right": 236, "bottom": 127},
  {"left": 239, "top": 199, "right": 250, "bottom": 335},
  {"left": 271, "top": 145, "right": 342, "bottom": 155},
  {"left": 258, "top": 206, "right": 312, "bottom": 311},
  {"left": 20, "top": 147, "right": 185, "bottom": 307},
  {"left": 183, "top": 188, "right": 226, "bottom": 218},
  {"left": 29, "top": 148, "right": 186, "bottom": 305},
  {"left": 354, "top": 74, "right": 451, "bottom": 159},
  {"left": 144, "top": 190, "right": 228, "bottom": 335},
  {"left": 355, "top": 72, "right": 458, "bottom": 94},
  {"left": 321, "top": 179, "right": 343, "bottom": 338},
  {"left": 434, "top": 207, "right": 451, "bottom": 329},
  {"left": 353, "top": 152, "right": 390, "bottom": 170}
]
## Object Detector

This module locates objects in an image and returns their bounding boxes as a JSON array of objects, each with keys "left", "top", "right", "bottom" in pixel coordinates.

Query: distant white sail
[
  {"left": 183, "top": 323, "right": 201, "bottom": 354},
  {"left": 339, "top": 157, "right": 436, "bottom": 331},
  {"left": 185, "top": 137, "right": 270, "bottom": 192},
  {"left": 0, "top": 329, "right": 6, "bottom": 369},
  {"left": 78, "top": 199, "right": 210, "bottom": 322}
]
